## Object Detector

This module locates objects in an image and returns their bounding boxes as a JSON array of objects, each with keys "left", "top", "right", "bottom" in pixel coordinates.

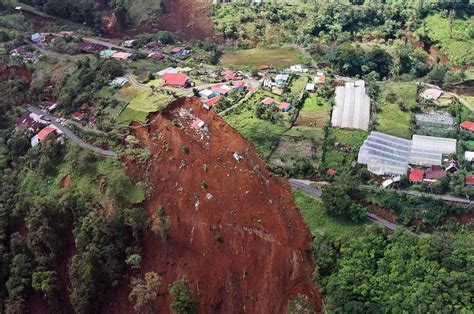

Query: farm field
[
  {"left": 220, "top": 48, "right": 303, "bottom": 68},
  {"left": 376, "top": 83, "right": 417, "bottom": 139},
  {"left": 269, "top": 126, "right": 325, "bottom": 168},
  {"left": 296, "top": 95, "right": 332, "bottom": 127}
]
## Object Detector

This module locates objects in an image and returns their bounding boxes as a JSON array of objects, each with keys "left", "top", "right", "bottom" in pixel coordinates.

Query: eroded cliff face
[{"left": 106, "top": 97, "right": 322, "bottom": 313}]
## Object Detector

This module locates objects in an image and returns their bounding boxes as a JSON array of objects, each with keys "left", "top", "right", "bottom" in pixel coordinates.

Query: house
[
  {"left": 327, "top": 169, "right": 337, "bottom": 176},
  {"left": 306, "top": 83, "right": 315, "bottom": 92},
  {"left": 290, "top": 65, "right": 307, "bottom": 73},
  {"left": 199, "top": 89, "right": 215, "bottom": 99},
  {"left": 222, "top": 70, "right": 243, "bottom": 80},
  {"left": 58, "top": 31, "right": 75, "bottom": 37},
  {"left": 425, "top": 165, "right": 446, "bottom": 180},
  {"left": 31, "top": 125, "right": 60, "bottom": 147},
  {"left": 262, "top": 97, "right": 276, "bottom": 106},
  {"left": 420, "top": 88, "right": 443, "bottom": 101},
  {"left": 110, "top": 77, "right": 129, "bottom": 88},
  {"left": 121, "top": 39, "right": 136, "bottom": 48},
  {"left": 100, "top": 49, "right": 118, "bottom": 58},
  {"left": 171, "top": 47, "right": 190, "bottom": 56},
  {"left": 465, "top": 175, "right": 474, "bottom": 187},
  {"left": 204, "top": 96, "right": 222, "bottom": 110},
  {"left": 31, "top": 33, "right": 45, "bottom": 43},
  {"left": 465, "top": 151, "right": 474, "bottom": 163},
  {"left": 234, "top": 81, "right": 246, "bottom": 92},
  {"left": 146, "top": 41, "right": 162, "bottom": 50},
  {"left": 157, "top": 67, "right": 179, "bottom": 76},
  {"left": 148, "top": 52, "right": 166, "bottom": 61},
  {"left": 16, "top": 114, "right": 38, "bottom": 131},
  {"left": 212, "top": 84, "right": 233, "bottom": 96},
  {"left": 275, "top": 74, "right": 289, "bottom": 86},
  {"left": 315, "top": 71, "right": 326, "bottom": 84},
  {"left": 278, "top": 102, "right": 292, "bottom": 112},
  {"left": 191, "top": 119, "right": 205, "bottom": 130},
  {"left": 460, "top": 121, "right": 474, "bottom": 132},
  {"left": 163, "top": 73, "right": 192, "bottom": 88},
  {"left": 72, "top": 109, "right": 88, "bottom": 121},
  {"left": 409, "top": 169, "right": 424, "bottom": 183},
  {"left": 111, "top": 52, "right": 132, "bottom": 61},
  {"left": 445, "top": 159, "right": 459, "bottom": 173},
  {"left": 80, "top": 42, "right": 108, "bottom": 54},
  {"left": 258, "top": 64, "right": 272, "bottom": 71}
]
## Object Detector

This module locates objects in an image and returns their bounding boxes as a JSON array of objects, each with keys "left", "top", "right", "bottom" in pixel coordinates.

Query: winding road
[
  {"left": 289, "top": 179, "right": 429, "bottom": 236},
  {"left": 26, "top": 105, "right": 118, "bottom": 158}
]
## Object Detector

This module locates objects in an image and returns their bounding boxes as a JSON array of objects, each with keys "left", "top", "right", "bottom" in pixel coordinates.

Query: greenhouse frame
[{"left": 358, "top": 132, "right": 457, "bottom": 175}]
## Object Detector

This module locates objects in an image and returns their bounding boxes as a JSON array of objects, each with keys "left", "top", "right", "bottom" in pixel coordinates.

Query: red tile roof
[
  {"left": 425, "top": 170, "right": 446, "bottom": 180},
  {"left": 460, "top": 121, "right": 474, "bottom": 132},
  {"left": 409, "top": 169, "right": 424, "bottom": 183},
  {"left": 163, "top": 73, "right": 189, "bottom": 86},
  {"left": 258, "top": 65, "right": 272, "bottom": 70},
  {"left": 191, "top": 119, "right": 204, "bottom": 130},
  {"left": 205, "top": 96, "right": 222, "bottom": 107},
  {"left": 327, "top": 169, "right": 337, "bottom": 175},
  {"left": 211, "top": 85, "right": 230, "bottom": 95},
  {"left": 37, "top": 126, "right": 57, "bottom": 141},
  {"left": 278, "top": 102, "right": 291, "bottom": 111},
  {"left": 466, "top": 175, "right": 474, "bottom": 186},
  {"left": 262, "top": 97, "right": 275, "bottom": 105},
  {"left": 234, "top": 81, "right": 245, "bottom": 88}
]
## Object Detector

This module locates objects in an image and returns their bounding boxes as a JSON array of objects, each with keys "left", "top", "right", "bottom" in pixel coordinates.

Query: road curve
[
  {"left": 288, "top": 179, "right": 431, "bottom": 236},
  {"left": 26, "top": 105, "right": 118, "bottom": 158}
]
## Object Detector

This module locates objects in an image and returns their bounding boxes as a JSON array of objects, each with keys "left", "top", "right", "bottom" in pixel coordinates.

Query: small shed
[
  {"left": 306, "top": 83, "right": 315, "bottom": 92},
  {"left": 191, "top": 119, "right": 205, "bottom": 130},
  {"left": 262, "top": 97, "right": 275, "bottom": 106},
  {"left": 460, "top": 121, "right": 474, "bottom": 132},
  {"left": 111, "top": 52, "right": 132, "bottom": 61},
  {"left": 199, "top": 89, "right": 215, "bottom": 99},
  {"left": 465, "top": 175, "right": 474, "bottom": 187},
  {"left": 100, "top": 49, "right": 118, "bottom": 58},
  {"left": 420, "top": 88, "right": 443, "bottom": 101},
  {"left": 204, "top": 96, "right": 222, "bottom": 110},
  {"left": 278, "top": 102, "right": 292, "bottom": 112}
]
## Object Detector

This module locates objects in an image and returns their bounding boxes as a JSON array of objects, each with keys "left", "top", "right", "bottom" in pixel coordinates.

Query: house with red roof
[
  {"left": 31, "top": 125, "right": 59, "bottom": 147},
  {"left": 16, "top": 114, "right": 38, "bottom": 131},
  {"left": 278, "top": 102, "right": 292, "bottom": 112},
  {"left": 163, "top": 73, "right": 192, "bottom": 88},
  {"left": 204, "top": 96, "right": 222, "bottom": 110},
  {"left": 258, "top": 65, "right": 273, "bottom": 70},
  {"left": 191, "top": 119, "right": 205, "bottom": 130},
  {"left": 222, "top": 70, "right": 243, "bottom": 80},
  {"left": 465, "top": 175, "right": 474, "bottom": 187},
  {"left": 234, "top": 81, "right": 246, "bottom": 92},
  {"left": 72, "top": 109, "right": 88, "bottom": 121},
  {"left": 460, "top": 121, "right": 474, "bottom": 132},
  {"left": 409, "top": 169, "right": 424, "bottom": 183},
  {"left": 327, "top": 169, "right": 337, "bottom": 176},
  {"left": 211, "top": 84, "right": 233, "bottom": 96},
  {"left": 262, "top": 97, "right": 276, "bottom": 106},
  {"left": 112, "top": 52, "right": 133, "bottom": 61}
]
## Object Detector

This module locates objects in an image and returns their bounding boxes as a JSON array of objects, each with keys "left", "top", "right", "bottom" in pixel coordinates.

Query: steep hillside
[{"left": 106, "top": 97, "right": 321, "bottom": 312}]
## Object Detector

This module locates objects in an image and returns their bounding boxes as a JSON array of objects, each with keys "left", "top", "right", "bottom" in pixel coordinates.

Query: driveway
[{"left": 26, "top": 105, "right": 118, "bottom": 158}]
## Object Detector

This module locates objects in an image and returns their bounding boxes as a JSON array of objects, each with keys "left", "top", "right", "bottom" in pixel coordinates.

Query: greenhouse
[
  {"left": 331, "top": 81, "right": 371, "bottom": 131},
  {"left": 358, "top": 132, "right": 457, "bottom": 175}
]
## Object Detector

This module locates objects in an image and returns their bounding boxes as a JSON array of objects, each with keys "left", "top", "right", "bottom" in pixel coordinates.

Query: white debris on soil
[
  {"left": 195, "top": 199, "right": 200, "bottom": 210},
  {"left": 206, "top": 193, "right": 213, "bottom": 200},
  {"left": 176, "top": 107, "right": 211, "bottom": 147}
]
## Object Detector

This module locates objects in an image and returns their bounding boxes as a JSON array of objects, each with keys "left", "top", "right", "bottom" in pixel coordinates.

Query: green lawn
[
  {"left": 293, "top": 189, "right": 368, "bottom": 241},
  {"left": 377, "top": 83, "right": 417, "bottom": 139},
  {"left": 300, "top": 95, "right": 331, "bottom": 117},
  {"left": 420, "top": 13, "right": 474, "bottom": 66},
  {"left": 220, "top": 48, "right": 303, "bottom": 68}
]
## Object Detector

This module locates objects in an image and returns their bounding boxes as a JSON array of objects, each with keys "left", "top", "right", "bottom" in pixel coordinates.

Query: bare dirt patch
[
  {"left": 105, "top": 97, "right": 322, "bottom": 313},
  {"left": 60, "top": 174, "right": 71, "bottom": 189}
]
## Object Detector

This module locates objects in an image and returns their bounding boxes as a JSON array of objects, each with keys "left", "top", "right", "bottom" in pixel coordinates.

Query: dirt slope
[{"left": 106, "top": 97, "right": 321, "bottom": 313}]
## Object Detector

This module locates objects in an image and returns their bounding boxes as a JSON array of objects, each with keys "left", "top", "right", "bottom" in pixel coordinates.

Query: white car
[{"left": 55, "top": 119, "right": 61, "bottom": 123}]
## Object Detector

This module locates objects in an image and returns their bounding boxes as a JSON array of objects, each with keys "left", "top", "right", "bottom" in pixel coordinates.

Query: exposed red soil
[
  {"left": 60, "top": 174, "right": 72, "bottom": 189},
  {"left": 367, "top": 204, "right": 396, "bottom": 224},
  {"left": 443, "top": 207, "right": 474, "bottom": 227},
  {"left": 105, "top": 97, "right": 322, "bottom": 313},
  {"left": 146, "top": 0, "right": 215, "bottom": 41},
  {"left": 28, "top": 292, "right": 48, "bottom": 314},
  {"left": 413, "top": 40, "right": 449, "bottom": 65},
  {"left": 296, "top": 117, "right": 328, "bottom": 128}
]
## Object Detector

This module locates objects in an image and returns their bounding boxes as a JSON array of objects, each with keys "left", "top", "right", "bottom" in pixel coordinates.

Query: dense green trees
[
  {"left": 314, "top": 229, "right": 474, "bottom": 313},
  {"left": 321, "top": 187, "right": 367, "bottom": 222},
  {"left": 169, "top": 279, "right": 197, "bottom": 314}
]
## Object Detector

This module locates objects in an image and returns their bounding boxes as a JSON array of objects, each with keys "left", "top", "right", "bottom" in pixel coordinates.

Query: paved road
[
  {"left": 289, "top": 179, "right": 431, "bottom": 236},
  {"left": 357, "top": 185, "right": 472, "bottom": 205},
  {"left": 26, "top": 105, "right": 118, "bottom": 158}
]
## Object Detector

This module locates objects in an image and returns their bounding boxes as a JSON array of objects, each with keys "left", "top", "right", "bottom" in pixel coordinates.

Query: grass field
[
  {"left": 220, "top": 48, "right": 303, "bottom": 68},
  {"left": 296, "top": 95, "right": 332, "bottom": 127},
  {"left": 115, "top": 86, "right": 174, "bottom": 123},
  {"left": 420, "top": 13, "right": 474, "bottom": 66},
  {"left": 377, "top": 83, "right": 417, "bottom": 139},
  {"left": 293, "top": 190, "right": 368, "bottom": 240}
]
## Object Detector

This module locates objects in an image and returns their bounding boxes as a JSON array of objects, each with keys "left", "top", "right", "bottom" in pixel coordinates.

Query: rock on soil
[{"left": 106, "top": 97, "right": 322, "bottom": 313}]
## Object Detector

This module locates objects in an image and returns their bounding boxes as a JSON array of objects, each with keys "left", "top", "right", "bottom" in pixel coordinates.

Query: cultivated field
[{"left": 220, "top": 48, "right": 303, "bottom": 68}]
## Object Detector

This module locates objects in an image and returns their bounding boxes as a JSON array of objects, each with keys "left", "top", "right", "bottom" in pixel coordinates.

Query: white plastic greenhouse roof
[
  {"left": 331, "top": 81, "right": 371, "bottom": 131},
  {"left": 358, "top": 132, "right": 457, "bottom": 175}
]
